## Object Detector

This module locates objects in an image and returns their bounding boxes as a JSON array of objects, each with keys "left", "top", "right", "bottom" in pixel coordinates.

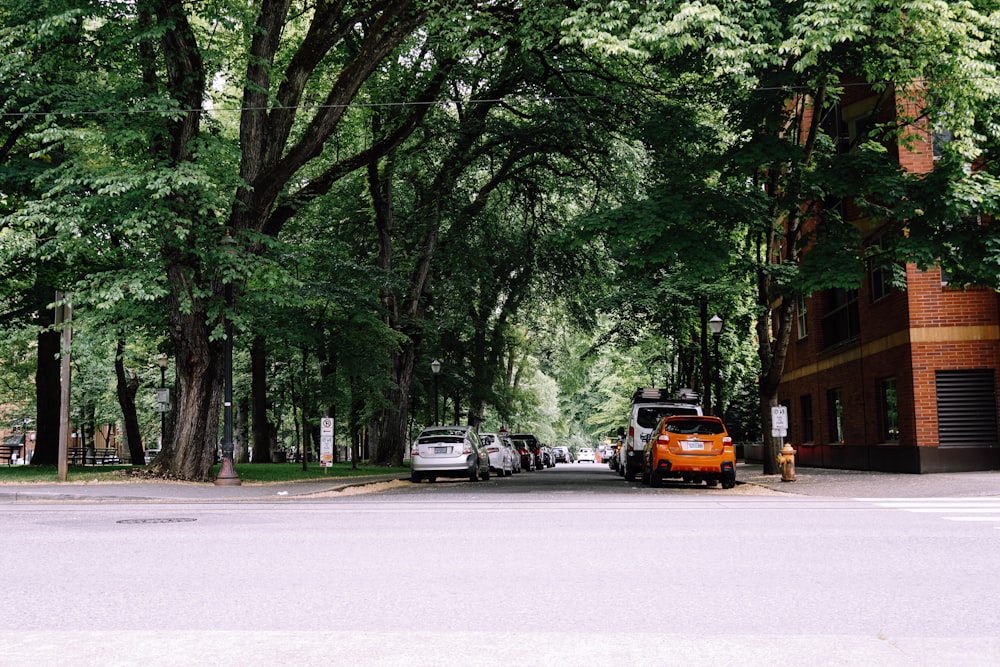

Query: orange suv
[{"left": 641, "top": 415, "right": 736, "bottom": 489}]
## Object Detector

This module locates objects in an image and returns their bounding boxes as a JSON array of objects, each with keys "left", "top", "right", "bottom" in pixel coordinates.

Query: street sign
[
  {"left": 498, "top": 426, "right": 509, "bottom": 437},
  {"left": 771, "top": 405, "right": 788, "bottom": 438},
  {"left": 156, "top": 388, "right": 170, "bottom": 412},
  {"left": 320, "top": 418, "right": 334, "bottom": 467}
]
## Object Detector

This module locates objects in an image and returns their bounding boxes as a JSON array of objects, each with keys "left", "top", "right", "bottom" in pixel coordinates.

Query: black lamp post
[
  {"left": 157, "top": 353, "right": 168, "bottom": 450},
  {"left": 709, "top": 315, "right": 723, "bottom": 418},
  {"left": 431, "top": 359, "right": 441, "bottom": 426},
  {"left": 215, "top": 232, "right": 241, "bottom": 486}
]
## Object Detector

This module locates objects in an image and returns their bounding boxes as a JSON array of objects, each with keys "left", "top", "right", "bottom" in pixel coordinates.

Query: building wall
[
  {"left": 771, "top": 85, "right": 1000, "bottom": 473},
  {"left": 906, "top": 265, "right": 1000, "bottom": 454},
  {"left": 776, "top": 262, "right": 1000, "bottom": 472}
]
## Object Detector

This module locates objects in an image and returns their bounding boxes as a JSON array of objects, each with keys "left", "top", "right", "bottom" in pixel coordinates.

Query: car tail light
[
  {"left": 487, "top": 447, "right": 499, "bottom": 453},
  {"left": 722, "top": 436, "right": 732, "bottom": 447},
  {"left": 463, "top": 443, "right": 472, "bottom": 454},
  {"left": 410, "top": 446, "right": 419, "bottom": 457},
  {"left": 657, "top": 434, "right": 670, "bottom": 446}
]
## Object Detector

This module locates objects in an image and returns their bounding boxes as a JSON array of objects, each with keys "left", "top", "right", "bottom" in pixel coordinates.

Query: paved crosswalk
[{"left": 856, "top": 497, "right": 1000, "bottom": 526}]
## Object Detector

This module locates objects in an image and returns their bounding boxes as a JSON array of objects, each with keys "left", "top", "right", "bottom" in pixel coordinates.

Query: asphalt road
[{"left": 2, "top": 462, "right": 999, "bottom": 666}]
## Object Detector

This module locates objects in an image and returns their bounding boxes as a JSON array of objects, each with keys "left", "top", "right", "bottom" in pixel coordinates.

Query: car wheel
[
  {"left": 624, "top": 467, "right": 636, "bottom": 482},
  {"left": 722, "top": 474, "right": 736, "bottom": 489},
  {"left": 410, "top": 472, "right": 422, "bottom": 483},
  {"left": 482, "top": 466, "right": 490, "bottom": 481},
  {"left": 705, "top": 478, "right": 718, "bottom": 488},
  {"left": 470, "top": 468, "right": 479, "bottom": 482},
  {"left": 649, "top": 471, "right": 661, "bottom": 488}
]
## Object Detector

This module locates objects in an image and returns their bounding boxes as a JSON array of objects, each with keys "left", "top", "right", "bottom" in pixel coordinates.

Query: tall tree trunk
[
  {"left": 235, "top": 395, "right": 250, "bottom": 463},
  {"left": 318, "top": 350, "right": 338, "bottom": 462},
  {"left": 298, "top": 347, "right": 310, "bottom": 470},
  {"left": 757, "top": 292, "right": 797, "bottom": 474},
  {"left": 370, "top": 344, "right": 416, "bottom": 466},
  {"left": 700, "top": 299, "right": 710, "bottom": 414},
  {"left": 250, "top": 335, "right": 273, "bottom": 463},
  {"left": 114, "top": 337, "right": 145, "bottom": 466},
  {"left": 32, "top": 317, "right": 61, "bottom": 466},
  {"left": 152, "top": 263, "right": 224, "bottom": 480},
  {"left": 350, "top": 385, "right": 363, "bottom": 469}
]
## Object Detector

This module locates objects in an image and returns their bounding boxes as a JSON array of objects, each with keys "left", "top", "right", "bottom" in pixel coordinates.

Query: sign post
[
  {"left": 771, "top": 405, "right": 788, "bottom": 438},
  {"left": 320, "top": 417, "right": 334, "bottom": 470}
]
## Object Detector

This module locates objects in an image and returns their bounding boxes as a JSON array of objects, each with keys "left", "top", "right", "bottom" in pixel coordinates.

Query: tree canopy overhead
[{"left": 1, "top": 1, "right": 998, "bottom": 478}]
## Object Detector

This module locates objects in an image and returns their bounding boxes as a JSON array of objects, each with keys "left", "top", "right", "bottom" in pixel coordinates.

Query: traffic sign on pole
[
  {"left": 320, "top": 418, "right": 334, "bottom": 467},
  {"left": 771, "top": 406, "right": 788, "bottom": 438}
]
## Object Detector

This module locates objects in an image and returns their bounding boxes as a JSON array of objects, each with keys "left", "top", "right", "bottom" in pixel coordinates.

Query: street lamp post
[
  {"left": 157, "top": 353, "right": 168, "bottom": 452},
  {"left": 215, "top": 232, "right": 241, "bottom": 486},
  {"left": 709, "top": 315, "right": 723, "bottom": 418},
  {"left": 431, "top": 359, "right": 441, "bottom": 426}
]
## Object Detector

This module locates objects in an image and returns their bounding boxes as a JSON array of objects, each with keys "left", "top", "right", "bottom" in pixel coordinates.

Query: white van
[{"left": 619, "top": 388, "right": 702, "bottom": 481}]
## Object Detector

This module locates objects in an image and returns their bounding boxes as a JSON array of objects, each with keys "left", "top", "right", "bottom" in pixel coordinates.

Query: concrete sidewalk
[
  {"left": 736, "top": 461, "right": 1000, "bottom": 498},
  {"left": 0, "top": 473, "right": 407, "bottom": 503},
  {"left": 0, "top": 464, "right": 997, "bottom": 503}
]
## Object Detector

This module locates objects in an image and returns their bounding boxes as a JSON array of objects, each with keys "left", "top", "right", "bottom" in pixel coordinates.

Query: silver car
[{"left": 410, "top": 426, "right": 491, "bottom": 483}]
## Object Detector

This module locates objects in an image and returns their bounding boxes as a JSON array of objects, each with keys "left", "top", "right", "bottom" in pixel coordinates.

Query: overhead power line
[
  {"left": 2, "top": 75, "right": 997, "bottom": 120},
  {"left": 0, "top": 95, "right": 599, "bottom": 120}
]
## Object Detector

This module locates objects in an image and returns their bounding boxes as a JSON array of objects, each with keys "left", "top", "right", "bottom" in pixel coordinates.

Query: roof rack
[{"left": 631, "top": 387, "right": 701, "bottom": 405}]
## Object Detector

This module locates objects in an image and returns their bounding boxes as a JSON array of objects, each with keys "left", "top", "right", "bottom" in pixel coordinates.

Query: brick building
[{"left": 775, "top": 84, "right": 1000, "bottom": 473}]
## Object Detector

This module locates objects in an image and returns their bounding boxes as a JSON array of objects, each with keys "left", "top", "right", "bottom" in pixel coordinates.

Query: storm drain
[{"left": 116, "top": 518, "right": 197, "bottom": 524}]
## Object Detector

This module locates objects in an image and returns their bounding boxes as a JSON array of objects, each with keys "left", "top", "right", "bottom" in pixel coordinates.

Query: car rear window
[
  {"left": 665, "top": 420, "right": 724, "bottom": 435},
  {"left": 418, "top": 435, "right": 465, "bottom": 444},
  {"left": 636, "top": 406, "right": 699, "bottom": 428}
]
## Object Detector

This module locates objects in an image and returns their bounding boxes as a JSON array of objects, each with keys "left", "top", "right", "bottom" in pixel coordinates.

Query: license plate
[
  {"left": 434, "top": 446, "right": 450, "bottom": 454},
  {"left": 681, "top": 441, "right": 704, "bottom": 451}
]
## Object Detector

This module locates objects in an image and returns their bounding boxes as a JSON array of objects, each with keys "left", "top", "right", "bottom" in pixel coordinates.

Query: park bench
[
  {"left": 67, "top": 447, "right": 120, "bottom": 465},
  {"left": 1, "top": 435, "right": 25, "bottom": 465}
]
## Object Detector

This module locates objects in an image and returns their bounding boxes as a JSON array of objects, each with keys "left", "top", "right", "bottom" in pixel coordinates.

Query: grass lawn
[{"left": 0, "top": 461, "right": 410, "bottom": 484}]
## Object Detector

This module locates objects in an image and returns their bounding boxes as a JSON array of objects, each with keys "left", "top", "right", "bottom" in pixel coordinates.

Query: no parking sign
[
  {"left": 771, "top": 406, "right": 788, "bottom": 438},
  {"left": 320, "top": 417, "right": 334, "bottom": 466}
]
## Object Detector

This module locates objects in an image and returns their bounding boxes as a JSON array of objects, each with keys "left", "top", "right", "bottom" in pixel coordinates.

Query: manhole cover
[{"left": 116, "top": 518, "right": 197, "bottom": 524}]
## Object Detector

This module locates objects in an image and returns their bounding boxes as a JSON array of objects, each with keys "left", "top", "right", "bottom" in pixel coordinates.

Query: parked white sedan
[
  {"left": 576, "top": 447, "right": 596, "bottom": 463},
  {"left": 480, "top": 432, "right": 513, "bottom": 477}
]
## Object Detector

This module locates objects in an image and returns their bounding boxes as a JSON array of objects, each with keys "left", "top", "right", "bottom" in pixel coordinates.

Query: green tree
[{"left": 565, "top": 0, "right": 1000, "bottom": 473}]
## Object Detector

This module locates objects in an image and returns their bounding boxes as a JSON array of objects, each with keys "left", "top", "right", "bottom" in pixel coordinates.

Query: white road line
[
  {"left": 855, "top": 497, "right": 1000, "bottom": 502},
  {"left": 855, "top": 497, "right": 1000, "bottom": 526}
]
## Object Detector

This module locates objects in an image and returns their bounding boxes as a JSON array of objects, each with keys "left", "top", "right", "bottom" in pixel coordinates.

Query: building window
[
  {"left": 800, "top": 394, "right": 814, "bottom": 443},
  {"left": 868, "top": 237, "right": 894, "bottom": 302},
  {"left": 821, "top": 288, "right": 860, "bottom": 348},
  {"left": 796, "top": 294, "right": 808, "bottom": 339},
  {"left": 878, "top": 378, "right": 899, "bottom": 442},
  {"left": 827, "top": 388, "right": 844, "bottom": 443},
  {"left": 933, "top": 127, "right": 954, "bottom": 160}
]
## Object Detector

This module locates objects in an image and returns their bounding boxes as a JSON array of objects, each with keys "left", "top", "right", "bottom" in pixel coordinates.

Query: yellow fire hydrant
[{"left": 776, "top": 443, "right": 796, "bottom": 482}]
